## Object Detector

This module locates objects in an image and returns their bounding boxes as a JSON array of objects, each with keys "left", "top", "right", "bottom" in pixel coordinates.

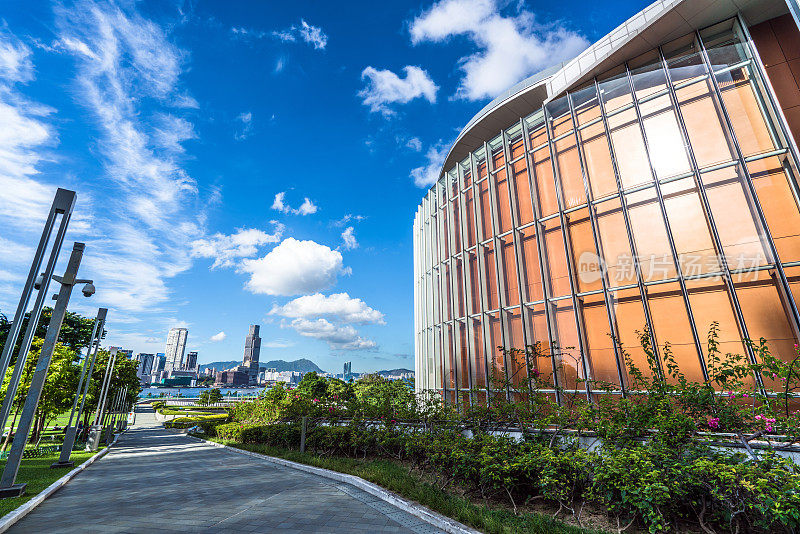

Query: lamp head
[{"left": 34, "top": 274, "right": 44, "bottom": 290}]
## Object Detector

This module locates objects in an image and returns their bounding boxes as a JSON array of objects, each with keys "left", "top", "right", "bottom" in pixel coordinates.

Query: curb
[
  {"left": 0, "top": 431, "right": 124, "bottom": 534},
  {"left": 188, "top": 435, "right": 480, "bottom": 534}
]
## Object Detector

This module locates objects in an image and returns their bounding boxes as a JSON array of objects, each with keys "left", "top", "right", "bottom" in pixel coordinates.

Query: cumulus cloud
[
  {"left": 410, "top": 140, "right": 450, "bottom": 188},
  {"left": 190, "top": 223, "right": 284, "bottom": 269},
  {"left": 358, "top": 66, "right": 438, "bottom": 116},
  {"left": 210, "top": 331, "right": 226, "bottom": 342},
  {"left": 332, "top": 214, "right": 366, "bottom": 228},
  {"left": 239, "top": 237, "right": 350, "bottom": 296},
  {"left": 289, "top": 318, "right": 376, "bottom": 351},
  {"left": 341, "top": 226, "right": 358, "bottom": 250},
  {"left": 271, "top": 192, "right": 318, "bottom": 215},
  {"left": 410, "top": 0, "right": 588, "bottom": 100},
  {"left": 271, "top": 293, "right": 384, "bottom": 324}
]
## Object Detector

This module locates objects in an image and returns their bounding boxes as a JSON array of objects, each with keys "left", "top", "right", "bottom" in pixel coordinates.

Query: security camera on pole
[{"left": 0, "top": 242, "right": 93, "bottom": 498}]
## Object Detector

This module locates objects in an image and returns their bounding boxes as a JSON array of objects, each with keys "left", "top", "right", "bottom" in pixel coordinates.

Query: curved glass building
[{"left": 413, "top": 0, "right": 800, "bottom": 404}]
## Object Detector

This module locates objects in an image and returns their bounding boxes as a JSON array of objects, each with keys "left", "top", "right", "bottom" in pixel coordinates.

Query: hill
[
  {"left": 201, "top": 358, "right": 324, "bottom": 373},
  {"left": 376, "top": 368, "right": 413, "bottom": 376}
]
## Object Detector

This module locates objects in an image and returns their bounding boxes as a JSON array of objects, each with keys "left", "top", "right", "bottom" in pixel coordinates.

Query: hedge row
[
  {"left": 209, "top": 420, "right": 800, "bottom": 533},
  {"left": 164, "top": 413, "right": 229, "bottom": 430}
]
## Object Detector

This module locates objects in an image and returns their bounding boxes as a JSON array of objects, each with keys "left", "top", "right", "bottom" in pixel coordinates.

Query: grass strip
[
  {"left": 207, "top": 438, "right": 596, "bottom": 534},
  {"left": 0, "top": 448, "right": 103, "bottom": 518}
]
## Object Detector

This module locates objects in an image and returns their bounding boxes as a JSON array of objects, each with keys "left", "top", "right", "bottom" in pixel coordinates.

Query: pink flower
[
  {"left": 727, "top": 391, "right": 735, "bottom": 398},
  {"left": 708, "top": 417, "right": 720, "bottom": 429},
  {"left": 742, "top": 393, "right": 749, "bottom": 398}
]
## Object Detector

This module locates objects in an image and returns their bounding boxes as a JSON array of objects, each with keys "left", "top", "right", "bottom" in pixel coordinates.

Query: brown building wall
[{"left": 750, "top": 14, "right": 800, "bottom": 143}]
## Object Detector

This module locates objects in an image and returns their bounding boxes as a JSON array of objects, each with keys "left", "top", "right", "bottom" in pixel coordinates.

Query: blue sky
[{"left": 0, "top": 0, "right": 647, "bottom": 373}]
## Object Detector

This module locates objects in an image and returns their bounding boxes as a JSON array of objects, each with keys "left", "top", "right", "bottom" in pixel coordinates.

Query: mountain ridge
[{"left": 201, "top": 358, "right": 323, "bottom": 373}]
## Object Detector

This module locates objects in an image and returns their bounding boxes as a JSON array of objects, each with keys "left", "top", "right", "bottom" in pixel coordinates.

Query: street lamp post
[
  {"left": 86, "top": 347, "right": 117, "bottom": 451},
  {"left": 0, "top": 242, "right": 92, "bottom": 497},
  {"left": 51, "top": 308, "right": 107, "bottom": 469},
  {"left": 0, "top": 189, "right": 76, "bottom": 434}
]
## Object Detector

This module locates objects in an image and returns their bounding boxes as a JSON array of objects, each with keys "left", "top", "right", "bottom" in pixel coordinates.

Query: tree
[
  {"left": 198, "top": 388, "right": 223, "bottom": 407},
  {"left": 0, "top": 307, "right": 98, "bottom": 363},
  {"left": 78, "top": 349, "right": 141, "bottom": 435}
]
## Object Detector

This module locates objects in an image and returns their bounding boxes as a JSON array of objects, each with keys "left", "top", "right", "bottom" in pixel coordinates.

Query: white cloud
[
  {"left": 358, "top": 66, "right": 438, "bottom": 116},
  {"left": 190, "top": 224, "right": 284, "bottom": 269},
  {"left": 210, "top": 331, "right": 226, "bottom": 342},
  {"left": 341, "top": 226, "right": 358, "bottom": 250},
  {"left": 332, "top": 214, "right": 366, "bottom": 228},
  {"left": 271, "top": 292, "right": 384, "bottom": 324},
  {"left": 406, "top": 137, "right": 422, "bottom": 151},
  {"left": 271, "top": 192, "right": 318, "bottom": 216},
  {"left": 410, "top": 0, "right": 588, "bottom": 100},
  {"left": 410, "top": 140, "right": 449, "bottom": 188},
  {"left": 272, "top": 20, "right": 328, "bottom": 49},
  {"left": 0, "top": 30, "right": 33, "bottom": 82},
  {"left": 288, "top": 318, "right": 376, "bottom": 351},
  {"left": 235, "top": 111, "right": 253, "bottom": 140},
  {"left": 263, "top": 338, "right": 295, "bottom": 348},
  {"left": 239, "top": 237, "right": 350, "bottom": 296}
]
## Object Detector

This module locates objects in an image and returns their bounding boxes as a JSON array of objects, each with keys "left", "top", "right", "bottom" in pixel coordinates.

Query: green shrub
[{"left": 164, "top": 413, "right": 228, "bottom": 429}]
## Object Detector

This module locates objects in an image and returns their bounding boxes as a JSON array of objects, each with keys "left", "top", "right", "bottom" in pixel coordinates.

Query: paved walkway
[{"left": 9, "top": 406, "right": 445, "bottom": 533}]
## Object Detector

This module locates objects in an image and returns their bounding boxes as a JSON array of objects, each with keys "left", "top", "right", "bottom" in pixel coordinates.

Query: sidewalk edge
[
  {"left": 188, "top": 435, "right": 481, "bottom": 534},
  {"left": 0, "top": 431, "right": 124, "bottom": 533}
]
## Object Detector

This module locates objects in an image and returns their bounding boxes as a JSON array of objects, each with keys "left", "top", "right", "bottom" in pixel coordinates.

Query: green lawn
[
  {"left": 0, "top": 448, "right": 103, "bottom": 518},
  {"left": 208, "top": 439, "right": 598, "bottom": 534}
]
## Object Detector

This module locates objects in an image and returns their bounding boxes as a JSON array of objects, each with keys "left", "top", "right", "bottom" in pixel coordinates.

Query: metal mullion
[
  {"left": 413, "top": 214, "right": 420, "bottom": 391},
  {"left": 469, "top": 153, "right": 492, "bottom": 401},
  {"left": 659, "top": 46, "right": 764, "bottom": 392},
  {"left": 484, "top": 141, "right": 511, "bottom": 399},
  {"left": 624, "top": 62, "right": 709, "bottom": 381},
  {"left": 434, "top": 186, "right": 452, "bottom": 400},
  {"left": 504, "top": 127, "right": 536, "bottom": 395},
  {"left": 567, "top": 90, "right": 628, "bottom": 395},
  {"left": 520, "top": 117, "right": 563, "bottom": 403},
  {"left": 445, "top": 180, "right": 462, "bottom": 399},
  {"left": 700, "top": 23, "right": 800, "bottom": 345},
  {"left": 744, "top": 148, "right": 788, "bottom": 162},
  {"left": 543, "top": 105, "right": 593, "bottom": 401}
]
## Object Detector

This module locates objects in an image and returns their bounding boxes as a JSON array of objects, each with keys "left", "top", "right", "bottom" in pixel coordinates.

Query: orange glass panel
[
  {"left": 438, "top": 206, "right": 449, "bottom": 259},
  {"left": 513, "top": 159, "right": 534, "bottom": 224},
  {"left": 533, "top": 147, "right": 559, "bottom": 216},
  {"left": 702, "top": 165, "right": 770, "bottom": 269},
  {"left": 543, "top": 219, "right": 572, "bottom": 297},
  {"left": 580, "top": 121, "right": 618, "bottom": 200},
  {"left": 525, "top": 303, "right": 554, "bottom": 382},
  {"left": 510, "top": 137, "right": 525, "bottom": 159},
  {"left": 450, "top": 199, "right": 462, "bottom": 255},
  {"left": 477, "top": 159, "right": 488, "bottom": 180},
  {"left": 454, "top": 258, "right": 465, "bottom": 318},
  {"left": 470, "top": 317, "right": 486, "bottom": 389},
  {"left": 609, "top": 287, "right": 655, "bottom": 383},
  {"left": 482, "top": 242, "right": 499, "bottom": 310},
  {"left": 646, "top": 282, "right": 705, "bottom": 383},
  {"left": 640, "top": 95, "right": 691, "bottom": 179},
  {"left": 677, "top": 79, "right": 734, "bottom": 168},
  {"left": 494, "top": 168, "right": 513, "bottom": 233},
  {"left": 463, "top": 189, "right": 476, "bottom": 248},
  {"left": 686, "top": 278, "right": 751, "bottom": 387},
  {"left": 444, "top": 323, "right": 455, "bottom": 389},
  {"left": 500, "top": 235, "right": 520, "bottom": 306},
  {"left": 598, "top": 69, "right": 634, "bottom": 114},
  {"left": 529, "top": 123, "right": 547, "bottom": 148},
  {"left": 661, "top": 177, "right": 721, "bottom": 275},
  {"left": 505, "top": 308, "right": 527, "bottom": 388},
  {"left": 566, "top": 207, "right": 602, "bottom": 293},
  {"left": 626, "top": 187, "right": 678, "bottom": 281},
  {"left": 485, "top": 312, "right": 505, "bottom": 385},
  {"left": 607, "top": 108, "right": 652, "bottom": 190},
  {"left": 477, "top": 179, "right": 493, "bottom": 240},
  {"left": 736, "top": 270, "right": 799, "bottom": 388},
  {"left": 463, "top": 169, "right": 472, "bottom": 190},
  {"left": 554, "top": 134, "right": 586, "bottom": 209},
  {"left": 629, "top": 54, "right": 668, "bottom": 101},
  {"left": 549, "top": 96, "right": 574, "bottom": 137},
  {"left": 581, "top": 292, "right": 621, "bottom": 388},
  {"left": 552, "top": 300, "right": 586, "bottom": 390},
  {"left": 520, "top": 227, "right": 544, "bottom": 302},
  {"left": 716, "top": 67, "right": 777, "bottom": 157},
  {"left": 467, "top": 250, "right": 480, "bottom": 313},
  {"left": 595, "top": 198, "right": 636, "bottom": 287},
  {"left": 747, "top": 156, "right": 800, "bottom": 262},
  {"left": 441, "top": 262, "right": 452, "bottom": 321},
  {"left": 457, "top": 320, "right": 469, "bottom": 388}
]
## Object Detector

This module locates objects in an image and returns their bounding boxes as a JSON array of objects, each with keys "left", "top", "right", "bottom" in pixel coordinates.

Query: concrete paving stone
[{"left": 6, "top": 406, "right": 443, "bottom": 533}]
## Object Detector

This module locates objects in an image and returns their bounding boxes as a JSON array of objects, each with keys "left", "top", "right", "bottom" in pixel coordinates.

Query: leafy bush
[{"left": 164, "top": 413, "right": 228, "bottom": 429}]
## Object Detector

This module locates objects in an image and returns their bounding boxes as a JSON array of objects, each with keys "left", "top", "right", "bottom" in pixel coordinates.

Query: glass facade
[{"left": 413, "top": 17, "right": 800, "bottom": 404}]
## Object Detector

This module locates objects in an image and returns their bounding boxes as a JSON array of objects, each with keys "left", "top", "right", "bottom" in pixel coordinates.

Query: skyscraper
[
  {"left": 185, "top": 351, "right": 198, "bottom": 370},
  {"left": 135, "top": 353, "right": 155, "bottom": 376},
  {"left": 343, "top": 361, "right": 352, "bottom": 382},
  {"left": 242, "top": 325, "right": 261, "bottom": 386},
  {"left": 165, "top": 328, "right": 188, "bottom": 373}
]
